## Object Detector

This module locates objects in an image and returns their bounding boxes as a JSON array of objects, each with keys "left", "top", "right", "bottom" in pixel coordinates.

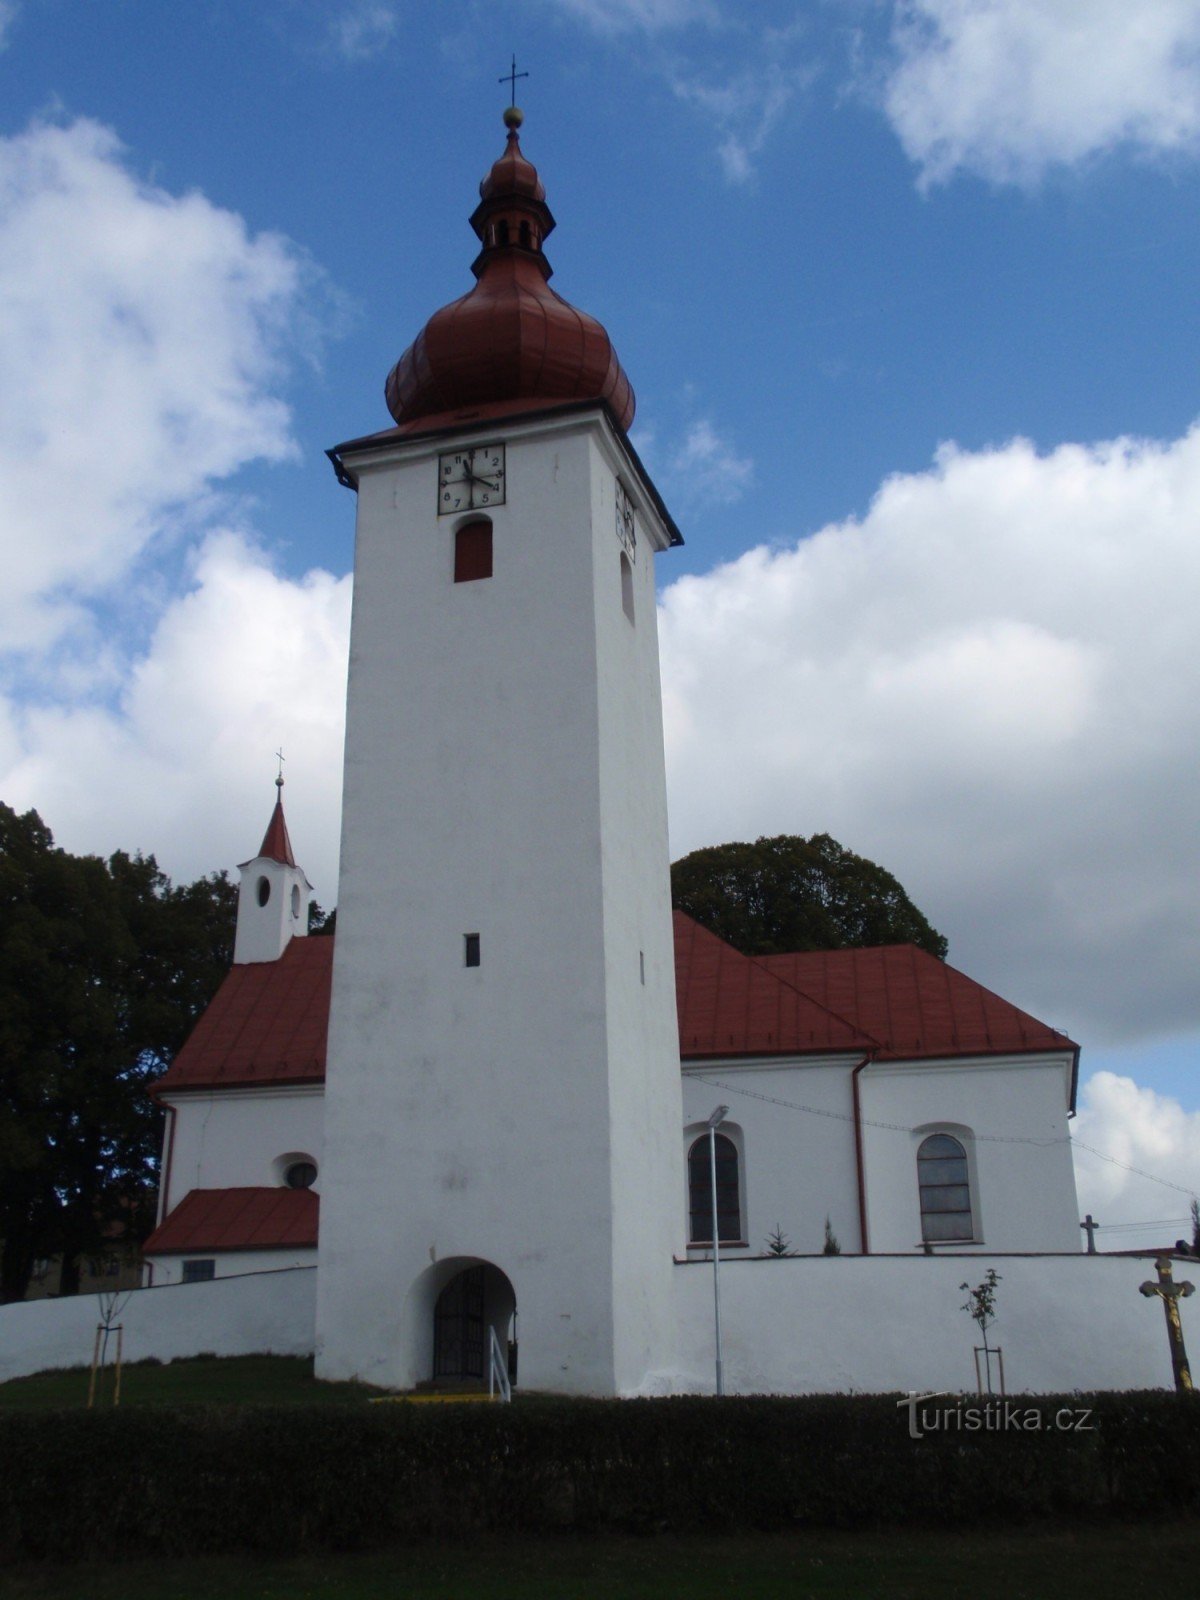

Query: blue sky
[{"left": 1, "top": 0, "right": 1198, "bottom": 1245}]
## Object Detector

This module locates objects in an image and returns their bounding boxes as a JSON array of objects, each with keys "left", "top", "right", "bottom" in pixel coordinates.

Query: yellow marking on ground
[{"left": 369, "top": 1391, "right": 500, "bottom": 1404}]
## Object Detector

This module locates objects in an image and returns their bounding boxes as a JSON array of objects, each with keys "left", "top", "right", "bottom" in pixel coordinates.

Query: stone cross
[
  {"left": 1081, "top": 1213, "right": 1099, "bottom": 1253},
  {"left": 1139, "top": 1256, "right": 1195, "bottom": 1394}
]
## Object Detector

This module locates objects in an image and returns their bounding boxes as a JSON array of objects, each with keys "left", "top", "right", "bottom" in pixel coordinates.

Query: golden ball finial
[{"left": 504, "top": 105, "right": 524, "bottom": 130}]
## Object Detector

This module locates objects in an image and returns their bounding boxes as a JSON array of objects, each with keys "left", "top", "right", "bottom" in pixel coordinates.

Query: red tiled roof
[
  {"left": 257, "top": 793, "right": 296, "bottom": 866},
  {"left": 673, "top": 912, "right": 876, "bottom": 1058},
  {"left": 156, "top": 937, "right": 332, "bottom": 1093},
  {"left": 757, "top": 943, "right": 1076, "bottom": 1061},
  {"left": 157, "top": 913, "right": 1075, "bottom": 1095},
  {"left": 143, "top": 1187, "right": 317, "bottom": 1255}
]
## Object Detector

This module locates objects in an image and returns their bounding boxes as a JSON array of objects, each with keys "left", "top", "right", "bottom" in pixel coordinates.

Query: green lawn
[
  {"left": 0, "top": 1353, "right": 385, "bottom": 1410},
  {"left": 3, "top": 1525, "right": 1196, "bottom": 1600}
]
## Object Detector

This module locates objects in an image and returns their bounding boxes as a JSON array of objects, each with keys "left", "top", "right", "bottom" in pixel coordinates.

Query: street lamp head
[{"left": 706, "top": 1105, "right": 729, "bottom": 1129}]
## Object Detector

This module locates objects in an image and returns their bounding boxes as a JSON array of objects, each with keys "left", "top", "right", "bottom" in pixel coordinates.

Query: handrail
[{"left": 487, "top": 1324, "right": 512, "bottom": 1403}]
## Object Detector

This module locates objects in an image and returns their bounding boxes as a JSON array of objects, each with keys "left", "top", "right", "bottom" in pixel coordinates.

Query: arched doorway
[{"left": 430, "top": 1260, "right": 516, "bottom": 1386}]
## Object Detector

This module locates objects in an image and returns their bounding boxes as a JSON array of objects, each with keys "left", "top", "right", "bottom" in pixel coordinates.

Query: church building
[{"left": 142, "top": 111, "right": 1082, "bottom": 1396}]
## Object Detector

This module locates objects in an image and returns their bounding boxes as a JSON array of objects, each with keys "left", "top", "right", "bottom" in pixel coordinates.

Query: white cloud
[
  {"left": 0, "top": 116, "right": 318, "bottom": 655},
  {"left": 667, "top": 418, "right": 754, "bottom": 504},
  {"left": 543, "top": 0, "right": 809, "bottom": 181},
  {"left": 544, "top": 0, "right": 717, "bottom": 34},
  {"left": 882, "top": 0, "right": 1200, "bottom": 186},
  {"left": 327, "top": 2, "right": 398, "bottom": 61},
  {"left": 1073, "top": 1071, "right": 1200, "bottom": 1245},
  {"left": 0, "top": 113, "right": 347, "bottom": 893},
  {"left": 658, "top": 425, "right": 1200, "bottom": 1043},
  {"left": 670, "top": 56, "right": 810, "bottom": 183},
  {"left": 3, "top": 532, "right": 352, "bottom": 898}
]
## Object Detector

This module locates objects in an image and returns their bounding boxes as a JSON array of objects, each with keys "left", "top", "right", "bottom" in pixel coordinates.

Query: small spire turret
[{"left": 234, "top": 771, "right": 312, "bottom": 963}]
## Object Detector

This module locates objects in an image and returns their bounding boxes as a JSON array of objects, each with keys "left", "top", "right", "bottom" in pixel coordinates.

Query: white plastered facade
[
  {"left": 314, "top": 407, "right": 686, "bottom": 1396},
  {"left": 126, "top": 390, "right": 1089, "bottom": 1392},
  {"left": 681, "top": 1051, "right": 1079, "bottom": 1263},
  {"left": 147, "top": 1087, "right": 323, "bottom": 1285}
]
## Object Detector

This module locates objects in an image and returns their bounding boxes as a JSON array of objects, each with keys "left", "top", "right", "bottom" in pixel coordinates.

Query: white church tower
[
  {"left": 232, "top": 776, "right": 313, "bottom": 965},
  {"left": 314, "top": 109, "right": 686, "bottom": 1395}
]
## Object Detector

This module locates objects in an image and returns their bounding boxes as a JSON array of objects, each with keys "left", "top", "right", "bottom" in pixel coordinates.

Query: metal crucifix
[
  {"left": 1139, "top": 1256, "right": 1195, "bottom": 1394},
  {"left": 499, "top": 54, "right": 528, "bottom": 108}
]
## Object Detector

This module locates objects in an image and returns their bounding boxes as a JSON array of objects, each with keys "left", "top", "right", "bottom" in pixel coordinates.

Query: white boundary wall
[
  {"left": 0, "top": 1266, "right": 315, "bottom": 1384},
  {"left": 1, "top": 1255, "right": 1187, "bottom": 1394},
  {"left": 665, "top": 1253, "right": 1185, "bottom": 1396}
]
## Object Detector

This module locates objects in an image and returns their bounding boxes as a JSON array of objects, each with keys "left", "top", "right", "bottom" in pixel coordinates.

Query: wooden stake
[{"left": 86, "top": 1325, "right": 102, "bottom": 1409}]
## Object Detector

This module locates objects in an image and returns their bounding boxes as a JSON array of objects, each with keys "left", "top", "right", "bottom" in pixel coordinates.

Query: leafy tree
[
  {"left": 822, "top": 1216, "right": 842, "bottom": 1256},
  {"left": 0, "top": 805, "right": 236, "bottom": 1301},
  {"left": 671, "top": 833, "right": 948, "bottom": 960}
]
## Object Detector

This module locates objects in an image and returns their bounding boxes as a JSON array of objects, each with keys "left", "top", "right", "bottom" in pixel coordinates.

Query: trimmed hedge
[{"left": 1, "top": 1392, "right": 1197, "bottom": 1559}]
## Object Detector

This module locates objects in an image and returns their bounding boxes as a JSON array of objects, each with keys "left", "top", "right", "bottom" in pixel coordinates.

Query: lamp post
[{"left": 706, "top": 1104, "right": 729, "bottom": 1396}]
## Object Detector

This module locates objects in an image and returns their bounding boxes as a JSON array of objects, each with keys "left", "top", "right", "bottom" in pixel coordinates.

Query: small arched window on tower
[
  {"left": 454, "top": 518, "right": 493, "bottom": 583},
  {"left": 687, "top": 1132, "right": 742, "bottom": 1245},
  {"left": 497, "top": 219, "right": 510, "bottom": 246},
  {"left": 917, "top": 1132, "right": 975, "bottom": 1242},
  {"left": 519, "top": 219, "right": 531, "bottom": 249},
  {"left": 620, "top": 552, "right": 635, "bottom": 623}
]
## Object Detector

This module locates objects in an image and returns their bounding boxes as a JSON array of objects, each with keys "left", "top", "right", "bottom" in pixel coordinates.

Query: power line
[
  {"left": 1068, "top": 1137, "right": 1200, "bottom": 1201},
  {"left": 1099, "top": 1217, "right": 1192, "bottom": 1233},
  {"left": 690, "top": 1073, "right": 1200, "bottom": 1201}
]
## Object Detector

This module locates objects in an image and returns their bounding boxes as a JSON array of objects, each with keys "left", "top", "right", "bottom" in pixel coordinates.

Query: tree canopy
[
  {"left": 0, "top": 805, "right": 236, "bottom": 1301},
  {"left": 670, "top": 833, "right": 948, "bottom": 961}
]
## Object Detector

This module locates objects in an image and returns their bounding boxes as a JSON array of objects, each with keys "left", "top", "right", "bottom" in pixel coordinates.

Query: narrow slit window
[
  {"left": 454, "top": 519, "right": 493, "bottom": 583},
  {"left": 620, "top": 551, "right": 635, "bottom": 623},
  {"left": 464, "top": 933, "right": 481, "bottom": 968}
]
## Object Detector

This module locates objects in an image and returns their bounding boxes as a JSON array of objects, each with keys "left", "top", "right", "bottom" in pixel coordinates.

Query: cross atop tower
[{"left": 499, "top": 53, "right": 528, "bottom": 109}]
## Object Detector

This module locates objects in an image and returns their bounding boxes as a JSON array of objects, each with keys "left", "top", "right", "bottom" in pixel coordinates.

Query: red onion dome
[{"left": 385, "top": 110, "right": 635, "bottom": 433}]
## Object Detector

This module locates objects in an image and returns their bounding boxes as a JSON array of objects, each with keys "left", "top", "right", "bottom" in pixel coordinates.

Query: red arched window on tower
[{"left": 454, "top": 518, "right": 493, "bottom": 583}]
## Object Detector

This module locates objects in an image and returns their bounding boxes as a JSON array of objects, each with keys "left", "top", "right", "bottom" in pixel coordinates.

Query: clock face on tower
[{"left": 438, "top": 443, "right": 506, "bottom": 514}]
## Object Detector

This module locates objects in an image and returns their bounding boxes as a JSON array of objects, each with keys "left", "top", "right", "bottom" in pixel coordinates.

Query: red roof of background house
[
  {"left": 673, "top": 912, "right": 875, "bottom": 1058},
  {"left": 757, "top": 943, "right": 1076, "bottom": 1061},
  {"left": 155, "top": 937, "right": 332, "bottom": 1093},
  {"left": 142, "top": 1186, "right": 318, "bottom": 1255}
]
